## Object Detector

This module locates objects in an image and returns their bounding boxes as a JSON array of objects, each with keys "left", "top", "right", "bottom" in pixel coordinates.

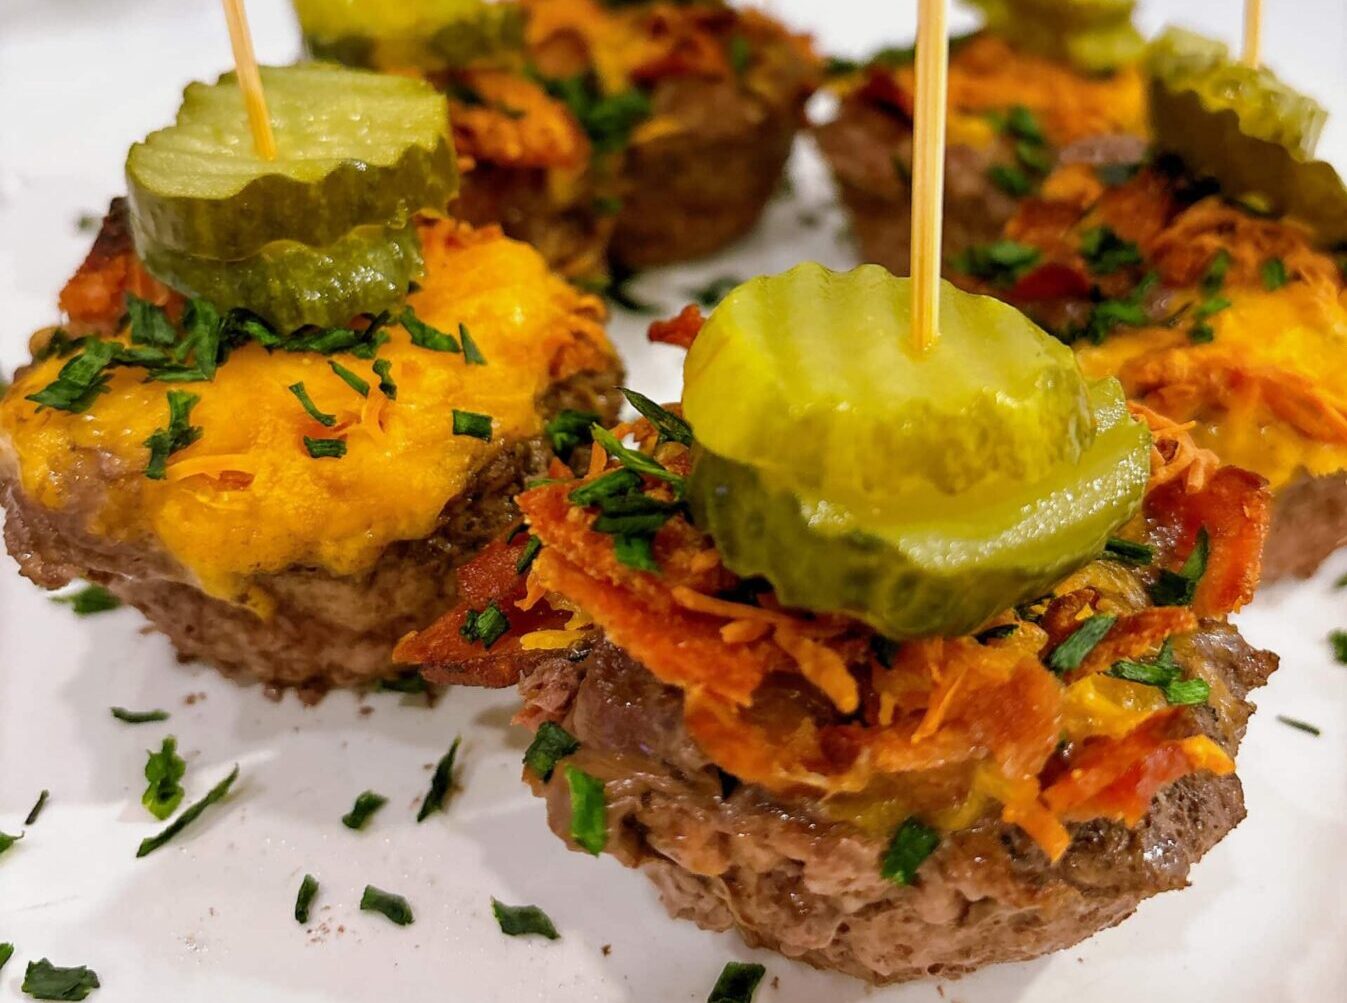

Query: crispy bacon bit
[
  {"left": 59, "top": 200, "right": 176, "bottom": 332},
  {"left": 648, "top": 304, "right": 705, "bottom": 349},
  {"left": 1008, "top": 262, "right": 1093, "bottom": 303}
]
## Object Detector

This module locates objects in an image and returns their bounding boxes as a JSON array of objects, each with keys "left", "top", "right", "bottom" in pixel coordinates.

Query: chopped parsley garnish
[
  {"left": 591, "top": 424, "right": 683, "bottom": 490},
  {"left": 327, "top": 361, "right": 369, "bottom": 398},
  {"left": 1048, "top": 614, "right": 1118, "bottom": 673},
  {"left": 591, "top": 494, "right": 682, "bottom": 536},
  {"left": 21, "top": 959, "right": 101, "bottom": 1001},
  {"left": 1261, "top": 257, "right": 1288, "bottom": 291},
  {"left": 0, "top": 943, "right": 11, "bottom": 973},
  {"left": 0, "top": 831, "right": 21, "bottom": 856},
  {"left": 372, "top": 358, "right": 397, "bottom": 399},
  {"left": 568, "top": 469, "right": 642, "bottom": 506},
  {"left": 1201, "top": 249, "right": 1231, "bottom": 295},
  {"left": 546, "top": 409, "right": 600, "bottom": 454},
  {"left": 303, "top": 437, "right": 347, "bottom": 459},
  {"left": 136, "top": 764, "right": 239, "bottom": 858},
  {"left": 1015, "top": 139, "right": 1053, "bottom": 174},
  {"left": 568, "top": 464, "right": 678, "bottom": 573},
  {"left": 880, "top": 817, "right": 940, "bottom": 885},
  {"left": 524, "top": 721, "right": 581, "bottom": 781},
  {"left": 459, "top": 324, "right": 487, "bottom": 365},
  {"left": 1002, "top": 105, "right": 1045, "bottom": 145},
  {"left": 417, "top": 737, "right": 461, "bottom": 823},
  {"left": 1329, "top": 630, "right": 1347, "bottom": 664},
  {"left": 1276, "top": 715, "right": 1321, "bottom": 736},
  {"left": 708, "top": 962, "right": 767, "bottom": 1003},
  {"left": 110, "top": 707, "right": 168, "bottom": 724},
  {"left": 288, "top": 382, "right": 336, "bottom": 426},
  {"left": 1080, "top": 227, "right": 1142, "bottom": 275},
  {"left": 728, "top": 34, "right": 752, "bottom": 76},
  {"left": 540, "top": 75, "right": 652, "bottom": 155},
  {"left": 54, "top": 585, "right": 121, "bottom": 615},
  {"left": 360, "top": 885, "right": 414, "bottom": 926},
  {"left": 989, "top": 164, "right": 1033, "bottom": 197},
  {"left": 564, "top": 765, "right": 607, "bottom": 855},
  {"left": 1109, "top": 640, "right": 1209, "bottom": 705},
  {"left": 688, "top": 276, "right": 743, "bottom": 310},
  {"left": 127, "top": 295, "right": 177, "bottom": 347},
  {"left": 295, "top": 874, "right": 319, "bottom": 924},
  {"left": 975, "top": 624, "right": 1018, "bottom": 644},
  {"left": 143, "top": 390, "right": 203, "bottom": 479},
  {"left": 1104, "top": 537, "right": 1154, "bottom": 565},
  {"left": 1061, "top": 272, "right": 1158, "bottom": 345},
  {"left": 452, "top": 409, "right": 493, "bottom": 441},
  {"left": 25, "top": 339, "right": 115, "bottom": 413},
  {"left": 25, "top": 790, "right": 50, "bottom": 827},
  {"left": 342, "top": 791, "right": 388, "bottom": 831},
  {"left": 461, "top": 603, "right": 509, "bottom": 649},
  {"left": 1096, "top": 161, "right": 1142, "bottom": 186},
  {"left": 400, "top": 307, "right": 461, "bottom": 352},
  {"left": 952, "top": 240, "right": 1040, "bottom": 286},
  {"left": 515, "top": 534, "right": 542, "bottom": 574},
  {"left": 491, "top": 899, "right": 560, "bottom": 940},
  {"left": 1149, "top": 528, "right": 1210, "bottom": 607},
  {"left": 142, "top": 737, "right": 186, "bottom": 821}
]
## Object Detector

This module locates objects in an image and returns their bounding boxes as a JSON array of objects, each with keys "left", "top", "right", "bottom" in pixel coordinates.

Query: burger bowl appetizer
[
  {"left": 397, "top": 265, "right": 1276, "bottom": 982},
  {"left": 0, "top": 64, "right": 621, "bottom": 696}
]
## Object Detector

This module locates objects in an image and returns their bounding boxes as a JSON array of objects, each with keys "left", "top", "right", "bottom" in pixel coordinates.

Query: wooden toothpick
[
  {"left": 910, "top": 0, "right": 950, "bottom": 354},
  {"left": 222, "top": 0, "right": 277, "bottom": 160},
  {"left": 1243, "top": 0, "right": 1264, "bottom": 67}
]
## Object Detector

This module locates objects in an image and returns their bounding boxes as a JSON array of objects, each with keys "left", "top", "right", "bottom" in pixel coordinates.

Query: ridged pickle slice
[
  {"left": 141, "top": 224, "right": 424, "bottom": 333},
  {"left": 969, "top": 0, "right": 1143, "bottom": 72},
  {"left": 682, "top": 264, "right": 1095, "bottom": 513},
  {"left": 126, "top": 64, "right": 458, "bottom": 261},
  {"left": 688, "top": 379, "right": 1150, "bottom": 640},
  {"left": 295, "top": 0, "right": 524, "bottom": 71}
]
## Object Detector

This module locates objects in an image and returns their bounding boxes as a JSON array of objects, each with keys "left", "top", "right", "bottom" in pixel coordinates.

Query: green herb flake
[
  {"left": 622, "top": 388, "right": 693, "bottom": 446},
  {"left": 459, "top": 324, "right": 487, "bottom": 365},
  {"left": 400, "top": 307, "right": 461, "bottom": 352},
  {"left": 127, "top": 294, "right": 177, "bottom": 347},
  {"left": 136, "top": 764, "right": 239, "bottom": 858},
  {"left": 1261, "top": 257, "right": 1289, "bottom": 291},
  {"left": 613, "top": 533, "right": 659, "bottom": 572},
  {"left": 142, "top": 736, "right": 187, "bottom": 822},
  {"left": 546, "top": 409, "right": 600, "bottom": 454},
  {"left": 1080, "top": 226, "right": 1143, "bottom": 276},
  {"left": 303, "top": 437, "right": 347, "bottom": 459},
  {"left": 1329, "top": 630, "right": 1347, "bottom": 664},
  {"left": 143, "top": 390, "right": 203, "bottom": 479},
  {"left": 0, "top": 831, "right": 21, "bottom": 856},
  {"left": 1047, "top": 614, "right": 1118, "bottom": 673},
  {"left": 54, "top": 585, "right": 121, "bottom": 616},
  {"left": 1003, "top": 105, "right": 1046, "bottom": 144},
  {"left": 342, "top": 791, "right": 388, "bottom": 831},
  {"left": 1150, "top": 527, "right": 1210, "bottom": 607},
  {"left": 975, "top": 624, "right": 1018, "bottom": 644},
  {"left": 1188, "top": 322, "right": 1215, "bottom": 344},
  {"left": 375, "top": 671, "right": 429, "bottom": 695},
  {"left": 988, "top": 164, "right": 1034, "bottom": 197},
  {"left": 1276, "top": 715, "right": 1321, "bottom": 736},
  {"left": 21, "top": 959, "right": 101, "bottom": 1001},
  {"left": 288, "top": 382, "right": 337, "bottom": 426},
  {"left": 708, "top": 961, "right": 767, "bottom": 1003},
  {"left": 515, "top": 534, "right": 542, "bottom": 574},
  {"left": 372, "top": 358, "right": 397, "bottom": 399},
  {"left": 1015, "top": 139, "right": 1053, "bottom": 174},
  {"left": 295, "top": 874, "right": 319, "bottom": 925},
  {"left": 25, "top": 339, "right": 115, "bottom": 414},
  {"left": 1109, "top": 640, "right": 1209, "bottom": 706},
  {"left": 565, "top": 765, "right": 607, "bottom": 855},
  {"left": 452, "top": 409, "right": 493, "bottom": 441},
  {"left": 524, "top": 721, "right": 581, "bottom": 781},
  {"left": 688, "top": 276, "right": 743, "bottom": 310},
  {"left": 568, "top": 468, "right": 642, "bottom": 506},
  {"left": 1162, "top": 678, "right": 1212, "bottom": 706},
  {"left": 594, "top": 195, "right": 624, "bottom": 216},
  {"left": 110, "top": 707, "right": 168, "bottom": 724},
  {"left": 952, "top": 240, "right": 1041, "bottom": 286},
  {"left": 880, "top": 817, "right": 940, "bottom": 886},
  {"left": 360, "top": 885, "right": 415, "bottom": 926},
  {"left": 491, "top": 899, "right": 560, "bottom": 940},
  {"left": 541, "top": 76, "right": 652, "bottom": 155},
  {"left": 461, "top": 603, "right": 510, "bottom": 649},
  {"left": 1200, "top": 249, "right": 1231, "bottom": 296},
  {"left": 417, "top": 737, "right": 461, "bottom": 823},
  {"left": 728, "top": 34, "right": 752, "bottom": 76},
  {"left": 25, "top": 790, "right": 50, "bottom": 827},
  {"left": 591, "top": 424, "right": 683, "bottom": 489},
  {"left": 0, "top": 943, "right": 12, "bottom": 973},
  {"left": 327, "top": 361, "right": 370, "bottom": 398},
  {"left": 1104, "top": 537, "right": 1154, "bottom": 565}
]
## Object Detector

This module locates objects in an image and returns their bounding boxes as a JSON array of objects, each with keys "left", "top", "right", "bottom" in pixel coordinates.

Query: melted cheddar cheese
[{"left": 0, "top": 220, "right": 614, "bottom": 602}]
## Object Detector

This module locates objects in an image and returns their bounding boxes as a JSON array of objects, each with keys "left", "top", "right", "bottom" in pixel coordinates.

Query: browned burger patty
[
  {"left": 1261, "top": 472, "right": 1347, "bottom": 581},
  {"left": 515, "top": 627, "right": 1274, "bottom": 984}
]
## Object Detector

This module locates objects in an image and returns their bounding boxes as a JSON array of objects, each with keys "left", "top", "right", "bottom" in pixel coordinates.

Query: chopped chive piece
[
  {"left": 524, "top": 721, "right": 581, "bottom": 781},
  {"left": 459, "top": 324, "right": 486, "bottom": 365},
  {"left": 143, "top": 390, "right": 202, "bottom": 478},
  {"left": 1261, "top": 257, "right": 1288, "bottom": 290},
  {"left": 327, "top": 361, "right": 369, "bottom": 398},
  {"left": 0, "top": 831, "right": 21, "bottom": 856},
  {"left": 1104, "top": 537, "right": 1154, "bottom": 565},
  {"left": 54, "top": 585, "right": 121, "bottom": 615},
  {"left": 1080, "top": 226, "right": 1142, "bottom": 275},
  {"left": 303, "top": 437, "right": 346, "bottom": 459},
  {"left": 1047, "top": 614, "right": 1118, "bottom": 673},
  {"left": 881, "top": 817, "right": 940, "bottom": 885},
  {"left": 417, "top": 737, "right": 461, "bottom": 823},
  {"left": 1003, "top": 105, "right": 1045, "bottom": 144},
  {"left": 1150, "top": 528, "right": 1210, "bottom": 606},
  {"left": 1335, "top": 572, "right": 1347, "bottom": 590},
  {"left": 1194, "top": 295, "right": 1231, "bottom": 320},
  {"left": 1277, "top": 715, "right": 1321, "bottom": 736},
  {"left": 951, "top": 240, "right": 1040, "bottom": 286},
  {"left": 136, "top": 764, "right": 239, "bottom": 858},
  {"left": 461, "top": 603, "right": 510, "bottom": 649},
  {"left": 591, "top": 425, "right": 683, "bottom": 489},
  {"left": 375, "top": 671, "right": 429, "bottom": 694},
  {"left": 564, "top": 765, "right": 607, "bottom": 855},
  {"left": 25, "top": 790, "right": 50, "bottom": 827},
  {"left": 452, "top": 409, "right": 493, "bottom": 441},
  {"left": 127, "top": 294, "right": 176, "bottom": 347},
  {"left": 1109, "top": 658, "right": 1172, "bottom": 686},
  {"left": 400, "top": 307, "right": 460, "bottom": 352},
  {"left": 515, "top": 534, "right": 542, "bottom": 574},
  {"left": 0, "top": 943, "right": 11, "bottom": 974},
  {"left": 1162, "top": 678, "right": 1211, "bottom": 706},
  {"left": 111, "top": 707, "right": 168, "bottom": 724},
  {"left": 569, "top": 469, "right": 642, "bottom": 506},
  {"left": 372, "top": 358, "right": 397, "bottom": 399},
  {"left": 708, "top": 961, "right": 767, "bottom": 1003},
  {"left": 1188, "top": 322, "right": 1215, "bottom": 344},
  {"left": 989, "top": 164, "right": 1033, "bottom": 197},
  {"left": 545, "top": 409, "right": 599, "bottom": 454},
  {"left": 728, "top": 33, "right": 752, "bottom": 76},
  {"left": 142, "top": 736, "right": 186, "bottom": 821},
  {"left": 342, "top": 791, "right": 388, "bottom": 831},
  {"left": 621, "top": 388, "right": 693, "bottom": 446},
  {"left": 21, "top": 959, "right": 101, "bottom": 1000},
  {"left": 1015, "top": 138, "right": 1053, "bottom": 173},
  {"left": 360, "top": 885, "right": 415, "bottom": 926},
  {"left": 295, "top": 874, "right": 319, "bottom": 924},
  {"left": 1109, "top": 640, "right": 1209, "bottom": 706},
  {"left": 1200, "top": 249, "right": 1231, "bottom": 295},
  {"left": 974, "top": 624, "right": 1018, "bottom": 644},
  {"left": 1329, "top": 630, "right": 1347, "bottom": 664},
  {"left": 25, "top": 339, "right": 115, "bottom": 413},
  {"left": 613, "top": 533, "right": 659, "bottom": 572},
  {"left": 491, "top": 899, "right": 560, "bottom": 939},
  {"left": 288, "top": 382, "right": 336, "bottom": 426}
]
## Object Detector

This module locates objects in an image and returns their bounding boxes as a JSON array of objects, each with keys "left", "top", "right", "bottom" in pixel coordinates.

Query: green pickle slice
[
  {"left": 682, "top": 266, "right": 1151, "bottom": 640},
  {"left": 969, "top": 0, "right": 1144, "bottom": 73},
  {"left": 126, "top": 64, "right": 458, "bottom": 261},
  {"left": 142, "top": 223, "right": 424, "bottom": 333},
  {"left": 294, "top": 0, "right": 524, "bottom": 71}
]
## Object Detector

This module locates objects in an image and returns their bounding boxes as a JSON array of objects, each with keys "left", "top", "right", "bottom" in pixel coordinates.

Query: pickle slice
[
  {"left": 126, "top": 64, "right": 457, "bottom": 261},
  {"left": 295, "top": 0, "right": 525, "bottom": 71},
  {"left": 1147, "top": 27, "right": 1347, "bottom": 243},
  {"left": 969, "top": 0, "right": 1143, "bottom": 73},
  {"left": 688, "top": 379, "right": 1150, "bottom": 640},
  {"left": 682, "top": 264, "right": 1095, "bottom": 512},
  {"left": 141, "top": 223, "right": 423, "bottom": 333}
]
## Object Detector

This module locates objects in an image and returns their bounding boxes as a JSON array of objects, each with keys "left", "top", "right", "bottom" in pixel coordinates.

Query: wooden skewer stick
[
  {"left": 909, "top": 0, "right": 950, "bottom": 354},
  {"left": 222, "top": 0, "right": 277, "bottom": 160},
  {"left": 1243, "top": 0, "right": 1264, "bottom": 67}
]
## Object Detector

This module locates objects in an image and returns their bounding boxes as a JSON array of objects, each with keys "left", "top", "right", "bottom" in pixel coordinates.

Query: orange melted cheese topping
[{"left": 0, "top": 220, "right": 614, "bottom": 602}]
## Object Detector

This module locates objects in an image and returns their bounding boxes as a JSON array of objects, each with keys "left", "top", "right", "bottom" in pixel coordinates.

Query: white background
[{"left": 1, "top": 2, "right": 1345, "bottom": 1001}]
